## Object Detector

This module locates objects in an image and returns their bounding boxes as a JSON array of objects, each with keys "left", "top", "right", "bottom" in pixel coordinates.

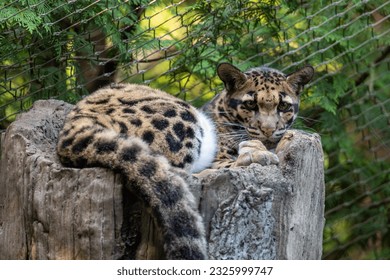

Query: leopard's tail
[{"left": 57, "top": 128, "right": 207, "bottom": 260}]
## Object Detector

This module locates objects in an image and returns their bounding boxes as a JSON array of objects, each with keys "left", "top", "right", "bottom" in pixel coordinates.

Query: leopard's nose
[{"left": 260, "top": 127, "right": 275, "bottom": 137}]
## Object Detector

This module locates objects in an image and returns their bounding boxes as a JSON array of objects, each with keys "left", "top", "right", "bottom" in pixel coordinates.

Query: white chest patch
[{"left": 191, "top": 111, "right": 218, "bottom": 173}]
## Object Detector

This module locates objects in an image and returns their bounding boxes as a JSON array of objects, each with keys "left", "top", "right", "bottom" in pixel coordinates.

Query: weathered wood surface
[{"left": 0, "top": 100, "right": 325, "bottom": 260}]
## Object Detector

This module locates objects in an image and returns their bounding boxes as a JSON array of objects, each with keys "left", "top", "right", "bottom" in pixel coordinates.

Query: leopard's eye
[
  {"left": 278, "top": 101, "right": 292, "bottom": 111},
  {"left": 243, "top": 100, "right": 257, "bottom": 110}
]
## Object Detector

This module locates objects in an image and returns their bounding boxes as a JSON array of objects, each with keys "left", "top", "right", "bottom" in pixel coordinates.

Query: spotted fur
[
  {"left": 202, "top": 63, "right": 314, "bottom": 168},
  {"left": 57, "top": 84, "right": 217, "bottom": 259}
]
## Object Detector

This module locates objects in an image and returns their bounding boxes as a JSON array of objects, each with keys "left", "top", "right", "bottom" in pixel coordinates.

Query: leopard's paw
[
  {"left": 234, "top": 140, "right": 279, "bottom": 167},
  {"left": 275, "top": 130, "right": 295, "bottom": 154}
]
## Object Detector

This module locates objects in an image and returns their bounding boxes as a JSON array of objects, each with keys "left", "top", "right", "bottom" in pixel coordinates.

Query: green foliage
[
  {"left": 0, "top": 1, "right": 51, "bottom": 34},
  {"left": 173, "top": 0, "right": 282, "bottom": 85},
  {"left": 0, "top": 0, "right": 149, "bottom": 127}
]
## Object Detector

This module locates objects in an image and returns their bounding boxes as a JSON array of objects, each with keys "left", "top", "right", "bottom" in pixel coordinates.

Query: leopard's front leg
[
  {"left": 211, "top": 146, "right": 238, "bottom": 169},
  {"left": 232, "top": 131, "right": 296, "bottom": 167},
  {"left": 212, "top": 140, "right": 279, "bottom": 168},
  {"left": 233, "top": 140, "right": 279, "bottom": 167}
]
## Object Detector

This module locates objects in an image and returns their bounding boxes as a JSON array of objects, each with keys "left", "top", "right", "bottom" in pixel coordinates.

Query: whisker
[
  {"left": 214, "top": 121, "right": 245, "bottom": 127},
  {"left": 292, "top": 123, "right": 321, "bottom": 135},
  {"left": 219, "top": 132, "right": 246, "bottom": 137},
  {"left": 220, "top": 130, "right": 249, "bottom": 148},
  {"left": 296, "top": 116, "right": 322, "bottom": 124}
]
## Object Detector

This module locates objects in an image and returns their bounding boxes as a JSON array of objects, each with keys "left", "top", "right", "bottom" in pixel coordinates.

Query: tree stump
[{"left": 0, "top": 100, "right": 325, "bottom": 260}]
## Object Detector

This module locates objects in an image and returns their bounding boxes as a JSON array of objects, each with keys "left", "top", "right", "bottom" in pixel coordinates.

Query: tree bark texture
[{"left": 0, "top": 100, "right": 325, "bottom": 260}]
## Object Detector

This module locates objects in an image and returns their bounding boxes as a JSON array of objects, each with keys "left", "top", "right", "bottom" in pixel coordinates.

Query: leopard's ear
[
  {"left": 217, "top": 63, "right": 247, "bottom": 93},
  {"left": 286, "top": 65, "right": 314, "bottom": 94}
]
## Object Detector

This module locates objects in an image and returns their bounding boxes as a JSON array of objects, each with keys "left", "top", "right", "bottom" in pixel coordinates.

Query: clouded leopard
[{"left": 56, "top": 62, "right": 313, "bottom": 259}]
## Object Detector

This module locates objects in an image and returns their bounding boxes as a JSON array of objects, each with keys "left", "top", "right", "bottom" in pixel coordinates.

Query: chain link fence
[{"left": 1, "top": 0, "right": 389, "bottom": 259}]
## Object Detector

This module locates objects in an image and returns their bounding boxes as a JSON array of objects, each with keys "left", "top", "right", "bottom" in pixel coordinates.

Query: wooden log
[
  {"left": 0, "top": 100, "right": 325, "bottom": 259},
  {"left": 197, "top": 129, "right": 325, "bottom": 259}
]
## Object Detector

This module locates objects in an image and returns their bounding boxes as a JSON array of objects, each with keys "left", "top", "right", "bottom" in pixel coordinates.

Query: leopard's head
[{"left": 217, "top": 63, "right": 314, "bottom": 145}]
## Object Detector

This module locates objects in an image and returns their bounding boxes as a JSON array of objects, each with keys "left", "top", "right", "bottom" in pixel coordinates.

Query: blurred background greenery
[{"left": 0, "top": 0, "right": 389, "bottom": 259}]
